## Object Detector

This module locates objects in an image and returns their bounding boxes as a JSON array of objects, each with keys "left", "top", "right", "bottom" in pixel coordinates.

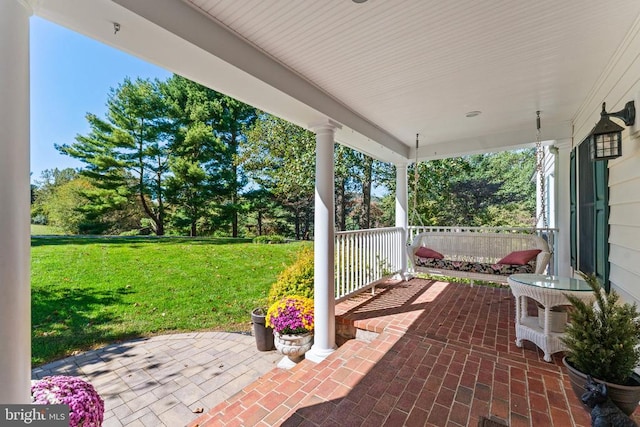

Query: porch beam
[
  {"left": 395, "top": 163, "right": 408, "bottom": 275},
  {"left": 0, "top": 0, "right": 32, "bottom": 404},
  {"left": 306, "top": 120, "right": 341, "bottom": 363}
]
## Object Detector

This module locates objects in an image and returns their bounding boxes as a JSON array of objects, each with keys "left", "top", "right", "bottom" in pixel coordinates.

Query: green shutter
[
  {"left": 593, "top": 160, "right": 610, "bottom": 290},
  {"left": 570, "top": 148, "right": 577, "bottom": 268},
  {"left": 573, "top": 141, "right": 610, "bottom": 287}
]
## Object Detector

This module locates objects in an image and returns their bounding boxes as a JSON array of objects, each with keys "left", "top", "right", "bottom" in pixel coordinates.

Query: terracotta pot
[{"left": 563, "top": 356, "right": 640, "bottom": 416}]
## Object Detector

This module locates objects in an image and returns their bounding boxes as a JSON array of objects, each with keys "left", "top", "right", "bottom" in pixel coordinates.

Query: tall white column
[
  {"left": 0, "top": 0, "right": 32, "bottom": 403},
  {"left": 395, "top": 163, "right": 408, "bottom": 275},
  {"left": 306, "top": 121, "right": 340, "bottom": 363},
  {"left": 555, "top": 140, "right": 572, "bottom": 276}
]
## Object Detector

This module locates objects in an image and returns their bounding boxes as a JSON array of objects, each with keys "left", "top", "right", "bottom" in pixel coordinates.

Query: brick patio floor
[{"left": 189, "top": 278, "right": 640, "bottom": 426}]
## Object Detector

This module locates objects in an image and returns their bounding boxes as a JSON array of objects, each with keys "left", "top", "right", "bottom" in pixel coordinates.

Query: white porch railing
[
  {"left": 334, "top": 227, "right": 403, "bottom": 302},
  {"left": 334, "top": 226, "right": 559, "bottom": 302},
  {"left": 407, "top": 226, "right": 559, "bottom": 274}
]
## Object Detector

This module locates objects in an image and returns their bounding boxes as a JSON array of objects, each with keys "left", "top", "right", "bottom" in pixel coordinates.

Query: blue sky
[{"left": 30, "top": 17, "right": 171, "bottom": 183}]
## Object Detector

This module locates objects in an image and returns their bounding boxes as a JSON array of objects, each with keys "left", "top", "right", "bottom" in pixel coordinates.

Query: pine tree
[{"left": 57, "top": 77, "right": 171, "bottom": 235}]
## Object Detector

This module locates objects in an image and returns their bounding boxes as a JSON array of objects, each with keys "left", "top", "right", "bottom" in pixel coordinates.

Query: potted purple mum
[
  {"left": 266, "top": 295, "right": 314, "bottom": 369},
  {"left": 31, "top": 375, "right": 104, "bottom": 427}
]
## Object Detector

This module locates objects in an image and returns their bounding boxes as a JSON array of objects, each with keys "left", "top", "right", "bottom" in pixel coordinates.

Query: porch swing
[{"left": 406, "top": 113, "right": 551, "bottom": 284}]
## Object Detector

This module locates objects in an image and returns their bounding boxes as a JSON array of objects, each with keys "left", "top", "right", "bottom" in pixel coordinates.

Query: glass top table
[
  {"left": 507, "top": 273, "right": 595, "bottom": 362},
  {"left": 509, "top": 274, "right": 592, "bottom": 292}
]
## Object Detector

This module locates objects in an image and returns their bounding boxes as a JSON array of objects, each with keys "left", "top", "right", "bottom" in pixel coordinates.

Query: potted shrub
[
  {"left": 266, "top": 295, "right": 314, "bottom": 369},
  {"left": 562, "top": 273, "right": 640, "bottom": 415}
]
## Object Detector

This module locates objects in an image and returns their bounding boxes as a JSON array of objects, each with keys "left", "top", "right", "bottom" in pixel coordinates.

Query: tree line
[{"left": 31, "top": 74, "right": 538, "bottom": 237}]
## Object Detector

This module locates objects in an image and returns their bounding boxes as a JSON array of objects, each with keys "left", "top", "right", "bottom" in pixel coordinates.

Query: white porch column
[
  {"left": 0, "top": 0, "right": 32, "bottom": 403},
  {"left": 395, "top": 163, "right": 408, "bottom": 275},
  {"left": 306, "top": 120, "right": 340, "bottom": 363},
  {"left": 555, "top": 140, "right": 572, "bottom": 277}
]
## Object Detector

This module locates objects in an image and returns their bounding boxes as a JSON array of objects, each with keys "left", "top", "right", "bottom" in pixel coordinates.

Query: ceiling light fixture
[{"left": 589, "top": 101, "right": 635, "bottom": 161}]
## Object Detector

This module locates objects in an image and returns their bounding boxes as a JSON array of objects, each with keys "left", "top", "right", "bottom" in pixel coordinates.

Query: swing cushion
[
  {"left": 414, "top": 257, "right": 536, "bottom": 276},
  {"left": 497, "top": 249, "right": 542, "bottom": 265},
  {"left": 415, "top": 246, "right": 444, "bottom": 259}
]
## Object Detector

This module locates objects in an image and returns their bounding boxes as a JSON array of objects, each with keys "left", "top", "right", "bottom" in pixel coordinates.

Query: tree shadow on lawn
[{"left": 31, "top": 285, "right": 141, "bottom": 367}]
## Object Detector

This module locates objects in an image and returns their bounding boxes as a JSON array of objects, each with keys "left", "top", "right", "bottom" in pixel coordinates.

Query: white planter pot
[{"left": 274, "top": 331, "right": 313, "bottom": 369}]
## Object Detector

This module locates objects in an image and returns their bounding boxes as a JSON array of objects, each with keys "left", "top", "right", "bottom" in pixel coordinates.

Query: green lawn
[
  {"left": 31, "top": 236, "right": 309, "bottom": 366},
  {"left": 31, "top": 224, "right": 67, "bottom": 235}
]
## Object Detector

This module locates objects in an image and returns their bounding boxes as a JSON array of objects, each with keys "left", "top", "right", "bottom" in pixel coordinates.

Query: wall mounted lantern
[{"left": 589, "top": 101, "right": 635, "bottom": 161}]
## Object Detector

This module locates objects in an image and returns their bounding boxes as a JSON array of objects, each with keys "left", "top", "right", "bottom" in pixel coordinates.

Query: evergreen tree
[
  {"left": 161, "top": 76, "right": 222, "bottom": 236},
  {"left": 56, "top": 77, "right": 171, "bottom": 235},
  {"left": 215, "top": 96, "right": 256, "bottom": 237},
  {"left": 334, "top": 144, "right": 354, "bottom": 231},
  {"left": 162, "top": 75, "right": 256, "bottom": 237},
  {"left": 242, "top": 188, "right": 291, "bottom": 236}
]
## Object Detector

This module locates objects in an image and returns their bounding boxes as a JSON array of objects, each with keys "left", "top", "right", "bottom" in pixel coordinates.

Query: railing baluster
[{"left": 334, "top": 227, "right": 403, "bottom": 301}]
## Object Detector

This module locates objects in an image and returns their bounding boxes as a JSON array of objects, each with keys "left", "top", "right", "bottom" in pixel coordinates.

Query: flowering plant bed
[
  {"left": 266, "top": 295, "right": 314, "bottom": 335},
  {"left": 31, "top": 375, "right": 104, "bottom": 427}
]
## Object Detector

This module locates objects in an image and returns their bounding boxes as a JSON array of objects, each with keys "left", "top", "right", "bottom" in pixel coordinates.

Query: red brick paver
[{"left": 189, "top": 278, "right": 640, "bottom": 426}]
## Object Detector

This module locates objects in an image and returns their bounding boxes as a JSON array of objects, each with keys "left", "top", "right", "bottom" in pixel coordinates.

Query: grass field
[
  {"left": 31, "top": 236, "right": 309, "bottom": 366},
  {"left": 31, "top": 224, "right": 66, "bottom": 235}
]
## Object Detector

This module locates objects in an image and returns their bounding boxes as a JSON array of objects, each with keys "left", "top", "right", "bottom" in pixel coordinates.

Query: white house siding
[{"left": 571, "top": 18, "right": 640, "bottom": 304}]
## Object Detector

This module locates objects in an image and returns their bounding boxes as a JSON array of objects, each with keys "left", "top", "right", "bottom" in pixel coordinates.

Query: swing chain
[
  {"left": 411, "top": 134, "right": 424, "bottom": 227},
  {"left": 535, "top": 111, "right": 548, "bottom": 229}
]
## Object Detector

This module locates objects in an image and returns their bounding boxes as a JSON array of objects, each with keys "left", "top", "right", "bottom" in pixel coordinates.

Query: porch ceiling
[{"left": 35, "top": 0, "right": 640, "bottom": 163}]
